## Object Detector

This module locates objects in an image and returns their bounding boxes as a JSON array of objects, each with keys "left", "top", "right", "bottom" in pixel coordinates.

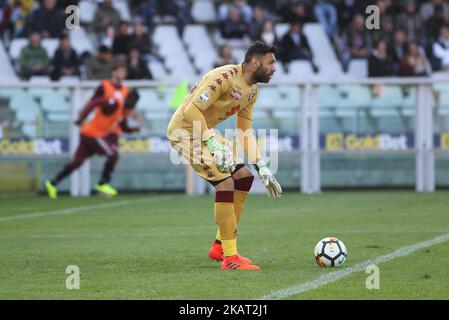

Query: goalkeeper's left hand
[{"left": 254, "top": 159, "right": 282, "bottom": 199}]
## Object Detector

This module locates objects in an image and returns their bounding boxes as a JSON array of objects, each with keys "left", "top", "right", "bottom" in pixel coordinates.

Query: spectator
[
  {"left": 112, "top": 21, "right": 130, "bottom": 56},
  {"left": 51, "top": 35, "right": 79, "bottom": 80},
  {"left": 153, "top": 0, "right": 191, "bottom": 35},
  {"left": 400, "top": 40, "right": 429, "bottom": 76},
  {"left": 56, "top": 0, "right": 80, "bottom": 9},
  {"left": 10, "top": 0, "right": 34, "bottom": 38},
  {"left": 372, "top": 15, "right": 394, "bottom": 45},
  {"left": 279, "top": 22, "right": 313, "bottom": 63},
  {"left": 389, "top": 30, "right": 407, "bottom": 73},
  {"left": 337, "top": 0, "right": 363, "bottom": 34},
  {"left": 220, "top": 5, "right": 248, "bottom": 39},
  {"left": 28, "top": 0, "right": 65, "bottom": 38},
  {"left": 256, "top": 20, "right": 278, "bottom": 47},
  {"left": 127, "top": 19, "right": 153, "bottom": 57},
  {"left": 0, "top": 0, "right": 12, "bottom": 39},
  {"left": 137, "top": 0, "right": 156, "bottom": 31},
  {"left": 219, "top": 0, "right": 252, "bottom": 24},
  {"left": 92, "top": 0, "right": 121, "bottom": 36},
  {"left": 432, "top": 25, "right": 449, "bottom": 71},
  {"left": 85, "top": 45, "right": 113, "bottom": 80},
  {"left": 213, "top": 44, "right": 237, "bottom": 68},
  {"left": 280, "top": 0, "right": 314, "bottom": 24},
  {"left": 314, "top": 0, "right": 337, "bottom": 38},
  {"left": 18, "top": 32, "right": 50, "bottom": 79},
  {"left": 343, "top": 14, "right": 371, "bottom": 69},
  {"left": 396, "top": 0, "right": 423, "bottom": 45},
  {"left": 425, "top": 4, "right": 448, "bottom": 41},
  {"left": 368, "top": 39, "right": 395, "bottom": 77},
  {"left": 248, "top": 5, "right": 268, "bottom": 40},
  {"left": 420, "top": 0, "right": 449, "bottom": 22},
  {"left": 126, "top": 47, "right": 152, "bottom": 80}
]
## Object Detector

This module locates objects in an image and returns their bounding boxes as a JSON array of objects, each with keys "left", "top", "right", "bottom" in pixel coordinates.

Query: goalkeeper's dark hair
[
  {"left": 243, "top": 41, "right": 276, "bottom": 64},
  {"left": 125, "top": 89, "right": 140, "bottom": 109}
]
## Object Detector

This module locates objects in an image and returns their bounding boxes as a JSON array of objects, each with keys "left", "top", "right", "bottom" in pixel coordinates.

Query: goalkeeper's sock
[
  {"left": 233, "top": 176, "right": 254, "bottom": 223},
  {"left": 215, "top": 176, "right": 254, "bottom": 242},
  {"left": 214, "top": 191, "right": 237, "bottom": 257}
]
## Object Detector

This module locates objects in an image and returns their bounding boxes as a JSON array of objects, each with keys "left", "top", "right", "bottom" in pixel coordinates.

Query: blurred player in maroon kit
[{"left": 45, "top": 60, "right": 141, "bottom": 198}]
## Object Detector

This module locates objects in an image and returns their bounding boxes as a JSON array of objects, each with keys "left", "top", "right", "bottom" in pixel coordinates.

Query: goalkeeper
[{"left": 167, "top": 41, "right": 282, "bottom": 271}]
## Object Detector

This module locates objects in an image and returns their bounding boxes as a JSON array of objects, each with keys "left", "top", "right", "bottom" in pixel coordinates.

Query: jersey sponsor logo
[
  {"left": 226, "top": 104, "right": 240, "bottom": 116},
  {"left": 229, "top": 88, "right": 242, "bottom": 100},
  {"left": 199, "top": 91, "right": 210, "bottom": 103}
]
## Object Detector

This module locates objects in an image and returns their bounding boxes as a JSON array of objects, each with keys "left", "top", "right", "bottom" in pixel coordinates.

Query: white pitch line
[
  {"left": 259, "top": 233, "right": 449, "bottom": 300},
  {"left": 0, "top": 197, "right": 168, "bottom": 223}
]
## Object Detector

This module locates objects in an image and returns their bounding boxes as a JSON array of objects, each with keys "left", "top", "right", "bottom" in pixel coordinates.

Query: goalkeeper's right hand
[{"left": 204, "top": 136, "right": 236, "bottom": 173}]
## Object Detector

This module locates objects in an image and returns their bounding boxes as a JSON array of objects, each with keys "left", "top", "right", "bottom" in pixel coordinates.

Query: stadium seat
[
  {"left": 183, "top": 25, "right": 213, "bottom": 50},
  {"left": 153, "top": 25, "right": 179, "bottom": 45},
  {"left": 277, "top": 86, "right": 301, "bottom": 109},
  {"left": 257, "top": 87, "right": 279, "bottom": 109},
  {"left": 285, "top": 61, "right": 314, "bottom": 81},
  {"left": 29, "top": 76, "right": 51, "bottom": 83},
  {"left": 114, "top": 0, "right": 131, "bottom": 21},
  {"left": 303, "top": 23, "right": 343, "bottom": 77},
  {"left": 319, "top": 85, "right": 339, "bottom": 107},
  {"left": 78, "top": 0, "right": 96, "bottom": 24},
  {"left": 40, "top": 94, "right": 70, "bottom": 112},
  {"left": 332, "top": 85, "right": 371, "bottom": 117},
  {"left": 46, "top": 113, "right": 70, "bottom": 122},
  {"left": 191, "top": 0, "right": 217, "bottom": 23},
  {"left": 8, "top": 38, "right": 28, "bottom": 61},
  {"left": 42, "top": 39, "right": 59, "bottom": 59},
  {"left": 136, "top": 90, "right": 161, "bottom": 112},
  {"left": 438, "top": 90, "right": 449, "bottom": 116},
  {"left": 372, "top": 86, "right": 403, "bottom": 109},
  {"left": 275, "top": 23, "right": 290, "bottom": 39},
  {"left": 231, "top": 47, "right": 245, "bottom": 63},
  {"left": 148, "top": 60, "right": 168, "bottom": 80},
  {"left": 347, "top": 59, "right": 368, "bottom": 77},
  {"left": 0, "top": 41, "right": 19, "bottom": 82},
  {"left": 69, "top": 28, "right": 95, "bottom": 56}
]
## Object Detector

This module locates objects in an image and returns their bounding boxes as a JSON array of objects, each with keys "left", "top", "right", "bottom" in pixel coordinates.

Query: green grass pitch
[{"left": 0, "top": 191, "right": 448, "bottom": 299}]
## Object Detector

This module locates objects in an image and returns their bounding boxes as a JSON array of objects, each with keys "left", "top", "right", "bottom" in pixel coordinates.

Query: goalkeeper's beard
[{"left": 252, "top": 65, "right": 272, "bottom": 83}]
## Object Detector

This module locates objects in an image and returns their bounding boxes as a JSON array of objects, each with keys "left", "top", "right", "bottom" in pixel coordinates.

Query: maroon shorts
[{"left": 75, "top": 133, "right": 119, "bottom": 159}]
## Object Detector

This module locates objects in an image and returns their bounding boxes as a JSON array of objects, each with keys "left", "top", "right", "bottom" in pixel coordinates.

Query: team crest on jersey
[
  {"left": 229, "top": 88, "right": 242, "bottom": 100},
  {"left": 199, "top": 91, "right": 210, "bottom": 103},
  {"left": 248, "top": 89, "right": 256, "bottom": 102}
]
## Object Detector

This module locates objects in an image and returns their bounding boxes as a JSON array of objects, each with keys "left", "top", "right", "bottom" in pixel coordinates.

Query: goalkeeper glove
[
  {"left": 204, "top": 136, "right": 236, "bottom": 173},
  {"left": 254, "top": 159, "right": 282, "bottom": 199}
]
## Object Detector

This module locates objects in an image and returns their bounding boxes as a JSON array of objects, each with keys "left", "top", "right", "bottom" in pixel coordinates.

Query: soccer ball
[{"left": 314, "top": 237, "right": 348, "bottom": 268}]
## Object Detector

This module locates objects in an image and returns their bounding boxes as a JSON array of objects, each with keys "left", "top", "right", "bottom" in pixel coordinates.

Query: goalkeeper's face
[{"left": 253, "top": 53, "right": 276, "bottom": 83}]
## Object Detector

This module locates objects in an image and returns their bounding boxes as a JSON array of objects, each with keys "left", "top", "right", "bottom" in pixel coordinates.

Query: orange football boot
[
  {"left": 209, "top": 242, "right": 253, "bottom": 265},
  {"left": 221, "top": 255, "right": 260, "bottom": 270}
]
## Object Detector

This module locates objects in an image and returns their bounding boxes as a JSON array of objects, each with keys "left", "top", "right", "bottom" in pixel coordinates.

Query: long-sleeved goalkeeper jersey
[{"left": 167, "top": 64, "right": 258, "bottom": 143}]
